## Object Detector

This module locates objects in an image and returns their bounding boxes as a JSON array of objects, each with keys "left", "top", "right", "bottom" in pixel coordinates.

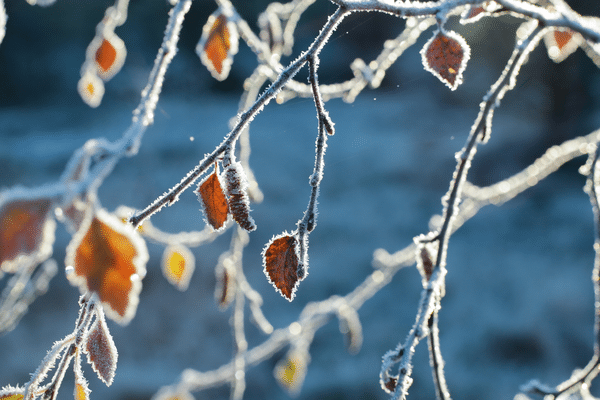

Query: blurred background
[{"left": 2, "top": 1, "right": 600, "bottom": 399}]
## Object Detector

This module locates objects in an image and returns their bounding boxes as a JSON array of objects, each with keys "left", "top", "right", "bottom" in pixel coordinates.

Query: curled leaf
[
  {"left": 0, "top": 192, "right": 55, "bottom": 274},
  {"left": 84, "top": 307, "right": 118, "bottom": 386},
  {"left": 65, "top": 208, "right": 148, "bottom": 325},
  {"left": 215, "top": 253, "right": 236, "bottom": 310},
  {"left": 197, "top": 9, "right": 239, "bottom": 81},
  {"left": 223, "top": 162, "right": 256, "bottom": 232},
  {"left": 196, "top": 170, "right": 229, "bottom": 231},
  {"left": 421, "top": 29, "right": 470, "bottom": 90},
  {"left": 161, "top": 244, "right": 195, "bottom": 291},
  {"left": 263, "top": 233, "right": 303, "bottom": 301}
]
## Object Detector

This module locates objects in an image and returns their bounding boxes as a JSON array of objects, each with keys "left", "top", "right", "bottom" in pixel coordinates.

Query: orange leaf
[
  {"left": 554, "top": 30, "right": 573, "bottom": 50},
  {"left": 460, "top": 2, "right": 503, "bottom": 24},
  {"left": 84, "top": 308, "right": 118, "bottom": 386},
  {"left": 90, "top": 34, "right": 126, "bottom": 81},
  {"left": 544, "top": 28, "right": 581, "bottom": 63},
  {"left": 197, "top": 10, "right": 239, "bottom": 81},
  {"left": 0, "top": 195, "right": 55, "bottom": 273},
  {"left": 263, "top": 233, "right": 301, "bottom": 301},
  {"left": 96, "top": 39, "right": 117, "bottom": 73},
  {"left": 161, "top": 244, "right": 195, "bottom": 291},
  {"left": 65, "top": 209, "right": 148, "bottom": 325},
  {"left": 421, "top": 30, "right": 470, "bottom": 90},
  {"left": 196, "top": 171, "right": 229, "bottom": 230},
  {"left": 74, "top": 383, "right": 89, "bottom": 400},
  {"left": 0, "top": 390, "right": 23, "bottom": 400}
]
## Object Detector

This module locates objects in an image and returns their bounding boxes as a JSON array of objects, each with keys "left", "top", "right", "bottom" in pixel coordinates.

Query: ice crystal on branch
[{"left": 73, "top": 350, "right": 91, "bottom": 400}]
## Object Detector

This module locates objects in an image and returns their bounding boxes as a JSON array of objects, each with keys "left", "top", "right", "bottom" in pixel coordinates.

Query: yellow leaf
[
  {"left": 274, "top": 350, "right": 309, "bottom": 396},
  {"left": 161, "top": 245, "right": 195, "bottom": 291}
]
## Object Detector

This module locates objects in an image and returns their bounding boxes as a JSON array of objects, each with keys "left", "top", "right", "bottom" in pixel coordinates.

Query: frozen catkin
[{"left": 222, "top": 162, "right": 256, "bottom": 232}]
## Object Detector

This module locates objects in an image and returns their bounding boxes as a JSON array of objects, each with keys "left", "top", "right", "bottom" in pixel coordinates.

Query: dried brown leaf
[
  {"left": 84, "top": 308, "right": 118, "bottom": 386},
  {"left": 421, "top": 30, "right": 470, "bottom": 90},
  {"left": 196, "top": 171, "right": 229, "bottom": 230},
  {"left": 263, "top": 233, "right": 301, "bottom": 301}
]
